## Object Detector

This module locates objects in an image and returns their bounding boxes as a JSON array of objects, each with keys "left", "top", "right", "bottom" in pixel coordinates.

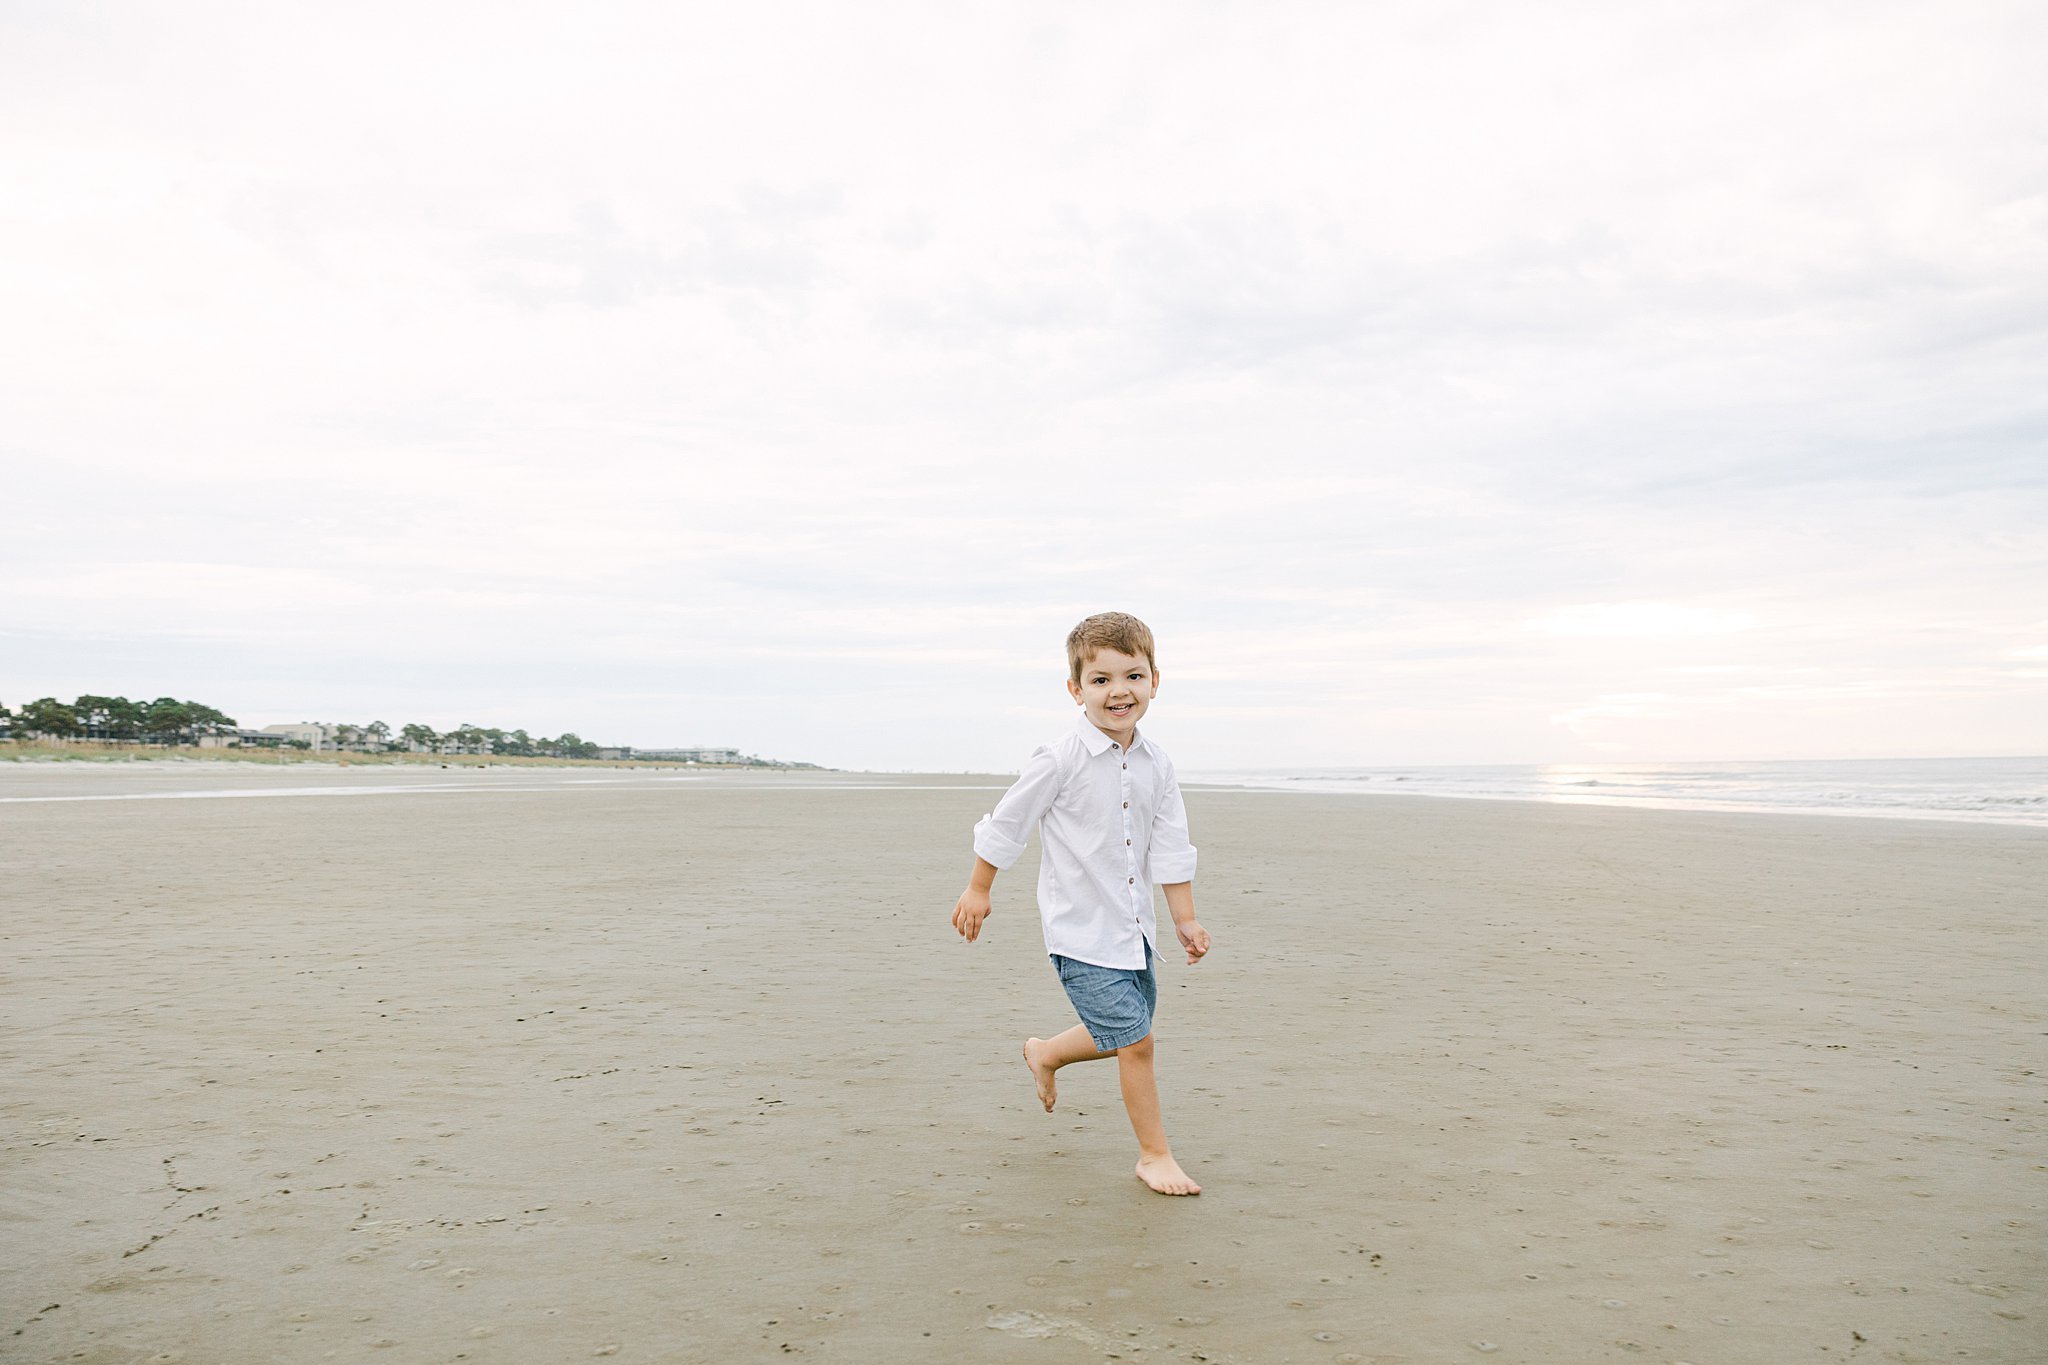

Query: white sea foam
[{"left": 1181, "top": 756, "right": 2048, "bottom": 828}]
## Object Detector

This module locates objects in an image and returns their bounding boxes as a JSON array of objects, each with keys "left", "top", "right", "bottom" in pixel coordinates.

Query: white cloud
[{"left": 1524, "top": 604, "right": 1762, "bottom": 639}]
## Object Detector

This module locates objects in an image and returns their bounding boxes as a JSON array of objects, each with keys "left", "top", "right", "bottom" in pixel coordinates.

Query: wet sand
[{"left": 2, "top": 765, "right": 2042, "bottom": 1363}]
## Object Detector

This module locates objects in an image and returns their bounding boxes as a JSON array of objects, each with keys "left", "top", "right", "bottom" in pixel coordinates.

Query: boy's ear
[
  {"left": 1152, "top": 668, "right": 1162, "bottom": 694},
  {"left": 1066, "top": 677, "right": 1083, "bottom": 705}
]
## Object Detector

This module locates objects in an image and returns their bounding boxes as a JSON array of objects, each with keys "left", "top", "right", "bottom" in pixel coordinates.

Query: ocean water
[{"left": 1182, "top": 756, "right": 2048, "bottom": 829}]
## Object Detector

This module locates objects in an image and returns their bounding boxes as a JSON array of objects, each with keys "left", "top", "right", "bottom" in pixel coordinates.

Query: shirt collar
[{"left": 1074, "top": 710, "right": 1146, "bottom": 756}]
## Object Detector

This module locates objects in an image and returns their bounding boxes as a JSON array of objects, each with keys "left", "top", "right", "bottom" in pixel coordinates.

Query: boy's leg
[
  {"left": 1022, "top": 1024, "right": 1113, "bottom": 1112},
  {"left": 1117, "top": 1034, "right": 1200, "bottom": 1195}
]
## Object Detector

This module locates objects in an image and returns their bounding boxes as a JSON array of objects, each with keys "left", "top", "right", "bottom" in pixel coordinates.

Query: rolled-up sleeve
[
  {"left": 1147, "top": 760, "right": 1198, "bottom": 884},
  {"left": 972, "top": 745, "right": 1063, "bottom": 870}
]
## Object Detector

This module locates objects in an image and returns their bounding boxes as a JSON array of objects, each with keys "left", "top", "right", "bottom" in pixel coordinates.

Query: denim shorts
[{"left": 1051, "top": 942, "right": 1157, "bottom": 1053}]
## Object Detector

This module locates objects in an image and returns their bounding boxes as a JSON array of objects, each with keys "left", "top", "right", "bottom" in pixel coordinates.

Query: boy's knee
[{"left": 1120, "top": 1032, "right": 1155, "bottom": 1059}]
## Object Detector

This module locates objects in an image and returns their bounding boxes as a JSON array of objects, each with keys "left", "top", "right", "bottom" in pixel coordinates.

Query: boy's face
[{"left": 1067, "top": 646, "right": 1159, "bottom": 746}]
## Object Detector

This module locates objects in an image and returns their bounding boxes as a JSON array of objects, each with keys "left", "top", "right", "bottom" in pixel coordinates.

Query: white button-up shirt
[{"left": 972, "top": 713, "right": 1198, "bottom": 969}]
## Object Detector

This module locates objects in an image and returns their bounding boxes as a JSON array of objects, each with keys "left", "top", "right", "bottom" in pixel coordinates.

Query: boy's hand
[
  {"left": 952, "top": 887, "right": 991, "bottom": 942},
  {"left": 1176, "top": 919, "right": 1211, "bottom": 964}
]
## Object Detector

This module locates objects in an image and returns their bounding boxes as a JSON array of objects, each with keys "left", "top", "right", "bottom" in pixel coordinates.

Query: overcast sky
[{"left": 3, "top": 1, "right": 2044, "bottom": 771}]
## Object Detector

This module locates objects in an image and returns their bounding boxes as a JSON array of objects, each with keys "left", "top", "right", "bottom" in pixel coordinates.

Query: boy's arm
[
  {"left": 1162, "top": 881, "right": 1210, "bottom": 964},
  {"left": 953, "top": 744, "right": 1063, "bottom": 945},
  {"left": 952, "top": 857, "right": 999, "bottom": 942},
  {"left": 1148, "top": 756, "right": 1204, "bottom": 963}
]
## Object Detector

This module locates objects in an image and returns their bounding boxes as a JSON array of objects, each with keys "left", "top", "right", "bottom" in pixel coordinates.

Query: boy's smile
[{"left": 1068, "top": 647, "right": 1158, "bottom": 747}]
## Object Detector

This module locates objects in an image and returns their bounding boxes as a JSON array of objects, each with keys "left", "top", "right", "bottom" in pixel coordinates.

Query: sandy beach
[{"left": 2, "top": 764, "right": 2042, "bottom": 1364}]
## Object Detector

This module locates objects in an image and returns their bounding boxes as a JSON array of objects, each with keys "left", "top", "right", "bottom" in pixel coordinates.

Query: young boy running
[{"left": 951, "top": 611, "right": 1211, "bottom": 1196}]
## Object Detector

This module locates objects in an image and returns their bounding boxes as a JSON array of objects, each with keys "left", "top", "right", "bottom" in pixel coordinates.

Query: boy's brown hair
[{"left": 1066, "top": 611, "right": 1158, "bottom": 683}]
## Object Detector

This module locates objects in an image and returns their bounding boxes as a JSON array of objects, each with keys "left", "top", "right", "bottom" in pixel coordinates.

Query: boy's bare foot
[
  {"left": 1135, "top": 1154, "right": 1201, "bottom": 1195},
  {"left": 1023, "top": 1038, "right": 1056, "bottom": 1112}
]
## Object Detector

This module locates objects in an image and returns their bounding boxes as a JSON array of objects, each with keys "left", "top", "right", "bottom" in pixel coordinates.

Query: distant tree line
[
  {"left": 0, "top": 696, "right": 607, "bottom": 759},
  {"left": 1, "top": 695, "right": 237, "bottom": 745},
  {"left": 385, "top": 723, "right": 602, "bottom": 759}
]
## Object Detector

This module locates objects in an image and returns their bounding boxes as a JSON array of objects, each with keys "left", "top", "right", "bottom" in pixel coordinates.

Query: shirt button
[
  {"left": 1122, "top": 802, "right": 1129, "bottom": 809},
  {"left": 1128, "top": 877, "right": 1135, "bottom": 884},
  {"left": 1125, "top": 838, "right": 1132, "bottom": 845}
]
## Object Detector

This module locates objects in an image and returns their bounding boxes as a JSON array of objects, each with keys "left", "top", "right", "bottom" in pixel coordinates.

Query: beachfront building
[
  {"left": 634, "top": 746, "right": 748, "bottom": 764},
  {"left": 260, "top": 722, "right": 337, "bottom": 750},
  {"left": 197, "top": 728, "right": 286, "bottom": 749},
  {"left": 257, "top": 722, "right": 399, "bottom": 752}
]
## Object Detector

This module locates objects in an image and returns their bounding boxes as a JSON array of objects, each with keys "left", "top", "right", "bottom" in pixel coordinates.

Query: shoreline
[
  {"left": 1186, "top": 780, "right": 2048, "bottom": 831},
  {"left": 3, "top": 756, "right": 2041, "bottom": 831},
  {"left": 1185, "top": 756, "right": 2048, "bottom": 831}
]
